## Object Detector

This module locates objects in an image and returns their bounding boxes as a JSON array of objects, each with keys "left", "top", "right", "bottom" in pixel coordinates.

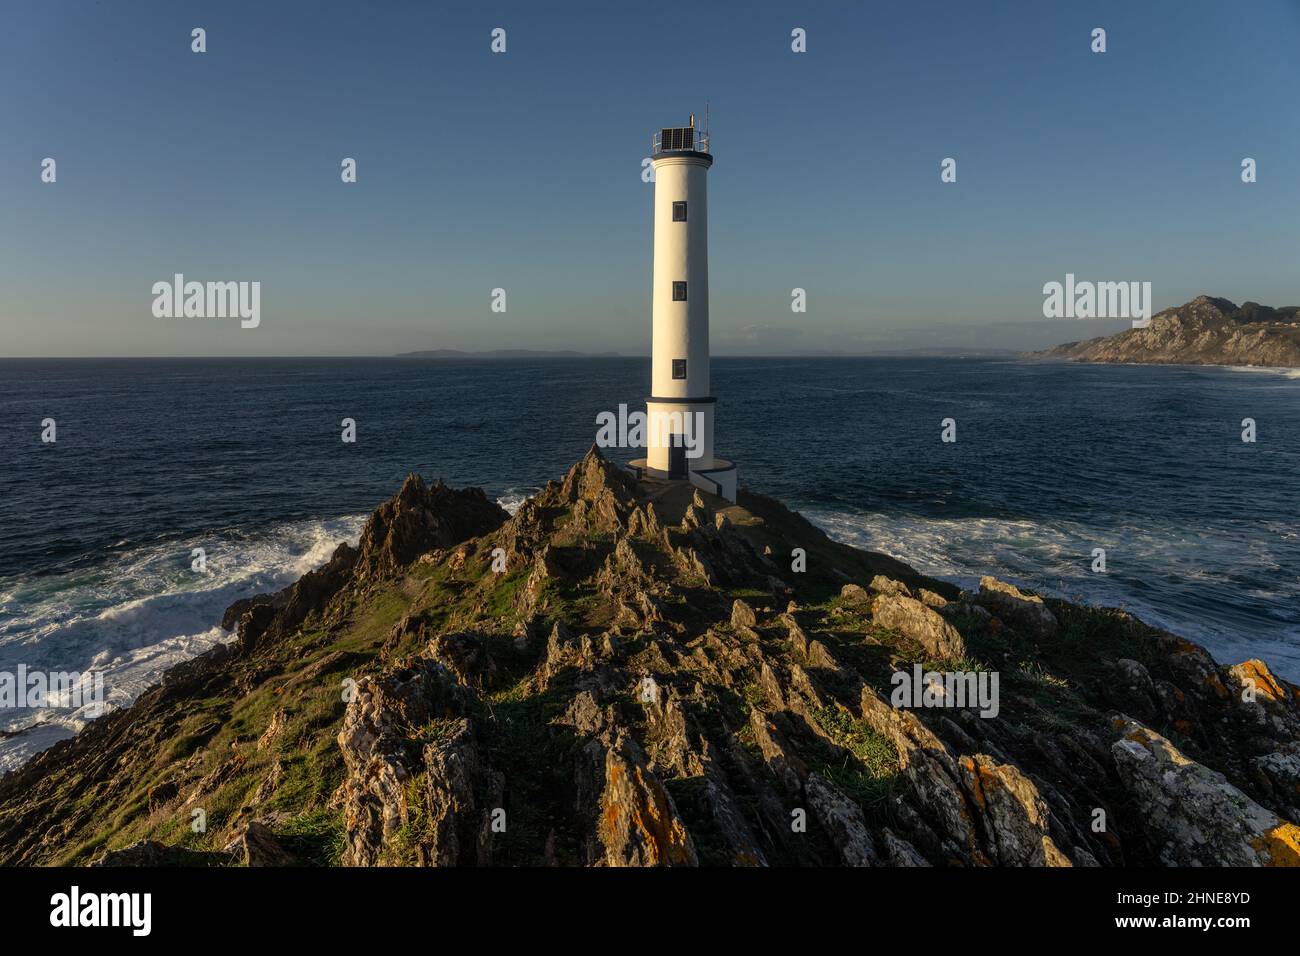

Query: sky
[{"left": 1, "top": 0, "right": 1297, "bottom": 357}]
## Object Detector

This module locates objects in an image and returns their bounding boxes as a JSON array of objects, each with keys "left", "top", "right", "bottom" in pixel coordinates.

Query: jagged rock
[
  {"left": 355, "top": 473, "right": 508, "bottom": 579},
  {"left": 974, "top": 577, "right": 1059, "bottom": 640},
  {"left": 9, "top": 449, "right": 1300, "bottom": 872},
  {"left": 673, "top": 543, "right": 715, "bottom": 584},
  {"left": 881, "top": 828, "right": 931, "bottom": 866},
  {"left": 221, "top": 541, "right": 358, "bottom": 654},
  {"left": 1228, "top": 659, "right": 1300, "bottom": 736},
  {"left": 427, "top": 631, "right": 497, "bottom": 689},
  {"left": 731, "top": 599, "right": 757, "bottom": 629},
  {"left": 224, "top": 821, "right": 298, "bottom": 867},
  {"left": 1105, "top": 659, "right": 1161, "bottom": 724},
  {"left": 221, "top": 594, "right": 274, "bottom": 631},
  {"left": 447, "top": 542, "right": 472, "bottom": 572},
  {"left": 252, "top": 761, "right": 283, "bottom": 804},
  {"left": 749, "top": 708, "right": 809, "bottom": 799},
  {"left": 184, "top": 754, "right": 247, "bottom": 807},
  {"left": 840, "top": 583, "right": 871, "bottom": 605},
  {"left": 806, "top": 773, "right": 879, "bottom": 866},
  {"left": 539, "top": 622, "right": 597, "bottom": 687},
  {"left": 1250, "top": 749, "right": 1300, "bottom": 820},
  {"left": 1111, "top": 718, "right": 1300, "bottom": 866},
  {"left": 957, "top": 755, "right": 1071, "bottom": 867},
  {"left": 91, "top": 840, "right": 233, "bottom": 867},
  {"left": 859, "top": 686, "right": 979, "bottom": 862},
  {"left": 758, "top": 661, "right": 786, "bottom": 710},
  {"left": 514, "top": 552, "right": 556, "bottom": 618},
  {"left": 805, "top": 641, "right": 839, "bottom": 672},
  {"left": 917, "top": 588, "right": 947, "bottom": 609},
  {"left": 869, "top": 576, "right": 912, "bottom": 597},
  {"left": 701, "top": 762, "right": 769, "bottom": 866},
  {"left": 335, "top": 657, "right": 499, "bottom": 866},
  {"left": 642, "top": 693, "right": 704, "bottom": 778},
  {"left": 781, "top": 613, "right": 810, "bottom": 657},
  {"left": 765, "top": 574, "right": 792, "bottom": 599},
  {"left": 577, "top": 732, "right": 698, "bottom": 866},
  {"left": 258, "top": 709, "right": 288, "bottom": 751},
  {"left": 871, "top": 592, "right": 966, "bottom": 661},
  {"left": 558, "top": 447, "right": 638, "bottom": 533},
  {"left": 628, "top": 503, "right": 663, "bottom": 539}
]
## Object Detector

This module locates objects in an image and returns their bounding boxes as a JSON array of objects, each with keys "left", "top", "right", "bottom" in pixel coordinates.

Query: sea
[{"left": 1, "top": 357, "right": 1297, "bottom": 771}]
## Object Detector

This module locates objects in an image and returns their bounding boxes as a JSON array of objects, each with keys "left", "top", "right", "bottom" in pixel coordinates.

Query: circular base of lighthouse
[{"left": 627, "top": 457, "right": 738, "bottom": 504}]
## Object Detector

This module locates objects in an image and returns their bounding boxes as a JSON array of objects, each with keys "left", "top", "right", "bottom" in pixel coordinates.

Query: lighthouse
[{"left": 629, "top": 114, "right": 738, "bottom": 502}]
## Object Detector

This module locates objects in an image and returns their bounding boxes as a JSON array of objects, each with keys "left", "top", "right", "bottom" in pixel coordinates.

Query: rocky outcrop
[
  {"left": 356, "top": 474, "right": 509, "bottom": 579},
  {"left": 3, "top": 445, "right": 1298, "bottom": 870},
  {"left": 971, "top": 576, "right": 1059, "bottom": 641},
  {"left": 1033, "top": 295, "right": 1300, "bottom": 368},
  {"left": 90, "top": 840, "right": 233, "bottom": 867},
  {"left": 871, "top": 591, "right": 966, "bottom": 661},
  {"left": 335, "top": 658, "right": 502, "bottom": 866},
  {"left": 577, "top": 732, "right": 698, "bottom": 867},
  {"left": 1112, "top": 719, "right": 1300, "bottom": 866},
  {"left": 224, "top": 821, "right": 299, "bottom": 866}
]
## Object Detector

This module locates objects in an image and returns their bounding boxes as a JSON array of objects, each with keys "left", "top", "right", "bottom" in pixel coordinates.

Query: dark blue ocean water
[{"left": 1, "top": 357, "right": 1297, "bottom": 766}]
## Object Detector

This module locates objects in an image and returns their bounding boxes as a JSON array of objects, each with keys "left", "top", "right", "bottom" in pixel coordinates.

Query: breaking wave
[{"left": 0, "top": 515, "right": 365, "bottom": 773}]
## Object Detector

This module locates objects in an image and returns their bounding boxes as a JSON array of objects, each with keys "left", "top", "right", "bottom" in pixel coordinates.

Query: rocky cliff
[
  {"left": 1, "top": 449, "right": 1297, "bottom": 867},
  {"left": 1033, "top": 295, "right": 1300, "bottom": 367}
]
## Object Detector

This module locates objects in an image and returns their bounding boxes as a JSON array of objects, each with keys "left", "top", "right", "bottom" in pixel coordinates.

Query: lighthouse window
[
  {"left": 672, "top": 201, "right": 688, "bottom": 222},
  {"left": 672, "top": 281, "right": 688, "bottom": 301},
  {"left": 672, "top": 359, "right": 687, "bottom": 379}
]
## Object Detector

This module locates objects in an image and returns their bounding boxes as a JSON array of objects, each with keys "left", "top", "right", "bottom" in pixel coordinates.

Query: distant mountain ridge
[
  {"left": 1031, "top": 296, "right": 1300, "bottom": 368},
  {"left": 396, "top": 349, "right": 620, "bottom": 359}
]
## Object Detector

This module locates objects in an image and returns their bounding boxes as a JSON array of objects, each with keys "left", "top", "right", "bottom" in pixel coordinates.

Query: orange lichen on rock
[
  {"left": 1252, "top": 823, "right": 1300, "bottom": 866},
  {"left": 597, "top": 747, "right": 696, "bottom": 867},
  {"left": 1231, "top": 659, "right": 1287, "bottom": 703}
]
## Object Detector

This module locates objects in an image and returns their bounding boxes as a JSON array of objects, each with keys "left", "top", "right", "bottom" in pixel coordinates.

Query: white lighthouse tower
[{"left": 630, "top": 114, "right": 738, "bottom": 502}]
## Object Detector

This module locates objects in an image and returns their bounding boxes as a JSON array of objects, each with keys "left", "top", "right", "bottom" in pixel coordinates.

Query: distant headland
[{"left": 1030, "top": 295, "right": 1300, "bottom": 368}]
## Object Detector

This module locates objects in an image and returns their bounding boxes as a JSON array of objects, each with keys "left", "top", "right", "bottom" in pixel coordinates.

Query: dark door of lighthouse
[{"left": 668, "top": 436, "right": 687, "bottom": 480}]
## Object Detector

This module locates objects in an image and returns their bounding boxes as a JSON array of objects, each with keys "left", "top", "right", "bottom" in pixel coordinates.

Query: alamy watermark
[
  {"left": 1043, "top": 274, "right": 1152, "bottom": 328},
  {"left": 0, "top": 665, "right": 106, "bottom": 717},
  {"left": 152, "top": 274, "right": 261, "bottom": 329},
  {"left": 50, "top": 886, "right": 151, "bottom": 936},
  {"left": 891, "top": 663, "right": 999, "bottom": 718},
  {"left": 595, "top": 403, "right": 705, "bottom": 458}
]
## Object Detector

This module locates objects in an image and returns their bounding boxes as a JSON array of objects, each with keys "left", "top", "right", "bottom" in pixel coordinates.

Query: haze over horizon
[{"left": 2, "top": 0, "right": 1297, "bottom": 358}]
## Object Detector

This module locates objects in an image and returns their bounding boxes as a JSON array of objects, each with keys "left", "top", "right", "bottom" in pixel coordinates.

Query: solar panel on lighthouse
[{"left": 660, "top": 127, "right": 694, "bottom": 151}]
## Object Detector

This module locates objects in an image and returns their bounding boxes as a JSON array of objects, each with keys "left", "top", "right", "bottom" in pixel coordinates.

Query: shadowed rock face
[
  {"left": 355, "top": 474, "right": 510, "bottom": 579},
  {"left": 2, "top": 447, "right": 1298, "bottom": 868},
  {"left": 1033, "top": 295, "right": 1300, "bottom": 367}
]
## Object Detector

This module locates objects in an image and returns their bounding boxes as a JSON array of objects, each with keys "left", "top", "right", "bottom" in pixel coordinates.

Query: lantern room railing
[{"left": 652, "top": 126, "right": 710, "bottom": 155}]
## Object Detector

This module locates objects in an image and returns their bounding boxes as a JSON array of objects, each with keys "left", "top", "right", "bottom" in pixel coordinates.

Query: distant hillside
[
  {"left": 1031, "top": 296, "right": 1300, "bottom": 368},
  {"left": 397, "top": 349, "right": 620, "bottom": 359}
]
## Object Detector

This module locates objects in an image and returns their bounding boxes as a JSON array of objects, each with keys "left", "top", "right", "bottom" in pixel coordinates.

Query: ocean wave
[
  {"left": 804, "top": 508, "right": 1300, "bottom": 682},
  {"left": 497, "top": 488, "right": 540, "bottom": 515},
  {"left": 1222, "top": 365, "right": 1300, "bottom": 379},
  {"left": 0, "top": 514, "right": 365, "bottom": 773}
]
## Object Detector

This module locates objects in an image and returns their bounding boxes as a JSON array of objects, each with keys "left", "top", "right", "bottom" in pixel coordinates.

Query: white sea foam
[
  {"left": 804, "top": 508, "right": 1300, "bottom": 682},
  {"left": 1221, "top": 365, "right": 1300, "bottom": 379},
  {"left": 496, "top": 488, "right": 540, "bottom": 515},
  {"left": 0, "top": 515, "right": 365, "bottom": 773}
]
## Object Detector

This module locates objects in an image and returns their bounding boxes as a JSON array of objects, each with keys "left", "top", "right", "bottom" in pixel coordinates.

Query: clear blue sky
[{"left": 2, "top": 0, "right": 1297, "bottom": 356}]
